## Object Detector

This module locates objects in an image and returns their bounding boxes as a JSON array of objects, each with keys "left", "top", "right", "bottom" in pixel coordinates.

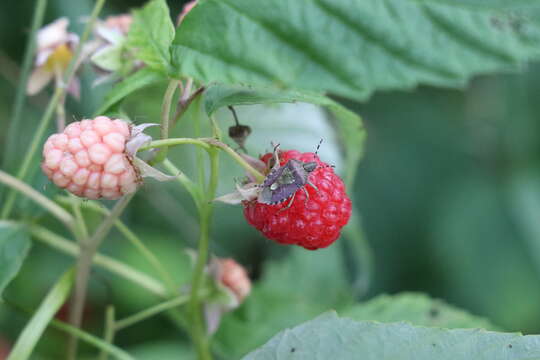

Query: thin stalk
[
  {"left": 2, "top": 0, "right": 46, "bottom": 173},
  {"left": 140, "top": 138, "right": 211, "bottom": 151},
  {"left": 30, "top": 225, "right": 168, "bottom": 297},
  {"left": 56, "top": 196, "right": 177, "bottom": 293},
  {"left": 5, "top": 301, "right": 133, "bottom": 360},
  {"left": 114, "top": 294, "right": 194, "bottom": 331},
  {"left": 67, "top": 193, "right": 133, "bottom": 359},
  {"left": 189, "top": 149, "right": 219, "bottom": 360},
  {"left": 203, "top": 138, "right": 265, "bottom": 182},
  {"left": 54, "top": 67, "right": 67, "bottom": 131},
  {"left": 162, "top": 158, "right": 204, "bottom": 211},
  {"left": 69, "top": 195, "right": 89, "bottom": 240},
  {"left": 0, "top": 0, "right": 106, "bottom": 220},
  {"left": 194, "top": 103, "right": 206, "bottom": 190},
  {"left": 0, "top": 170, "right": 74, "bottom": 229},
  {"left": 99, "top": 305, "right": 116, "bottom": 360},
  {"left": 154, "top": 79, "right": 181, "bottom": 164},
  {"left": 172, "top": 86, "right": 205, "bottom": 128},
  {"left": 141, "top": 138, "right": 265, "bottom": 183}
]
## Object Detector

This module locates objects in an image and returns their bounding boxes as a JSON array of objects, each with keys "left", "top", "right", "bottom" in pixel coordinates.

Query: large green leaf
[
  {"left": 213, "top": 245, "right": 353, "bottom": 358},
  {"left": 203, "top": 84, "right": 365, "bottom": 187},
  {"left": 0, "top": 221, "right": 31, "bottom": 298},
  {"left": 173, "top": 0, "right": 540, "bottom": 101},
  {"left": 95, "top": 68, "right": 165, "bottom": 115},
  {"left": 244, "top": 312, "right": 540, "bottom": 359},
  {"left": 127, "top": 0, "right": 175, "bottom": 73},
  {"left": 8, "top": 268, "right": 74, "bottom": 360},
  {"left": 342, "top": 292, "right": 498, "bottom": 330}
]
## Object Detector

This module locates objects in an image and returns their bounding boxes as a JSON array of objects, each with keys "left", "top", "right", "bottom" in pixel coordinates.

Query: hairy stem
[
  {"left": 67, "top": 193, "right": 133, "bottom": 359},
  {"left": 0, "top": 0, "right": 106, "bottom": 220},
  {"left": 189, "top": 149, "right": 219, "bottom": 360}
]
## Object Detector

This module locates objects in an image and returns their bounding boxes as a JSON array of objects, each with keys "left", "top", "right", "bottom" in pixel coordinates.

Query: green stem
[
  {"left": 114, "top": 294, "right": 196, "bottom": 331},
  {"left": 141, "top": 138, "right": 265, "bottom": 183},
  {"left": 162, "top": 159, "right": 204, "bottom": 210},
  {"left": 6, "top": 301, "right": 134, "bottom": 360},
  {"left": 189, "top": 149, "right": 219, "bottom": 360},
  {"left": 99, "top": 305, "right": 116, "bottom": 360},
  {"left": 0, "top": 170, "right": 75, "bottom": 229},
  {"left": 154, "top": 79, "right": 181, "bottom": 164},
  {"left": 67, "top": 193, "right": 134, "bottom": 360},
  {"left": 30, "top": 225, "right": 168, "bottom": 297},
  {"left": 1, "top": 0, "right": 46, "bottom": 173},
  {"left": 57, "top": 196, "right": 177, "bottom": 294},
  {"left": 69, "top": 195, "right": 89, "bottom": 240},
  {"left": 52, "top": 318, "right": 133, "bottom": 360},
  {"left": 0, "top": 0, "right": 106, "bottom": 220}
]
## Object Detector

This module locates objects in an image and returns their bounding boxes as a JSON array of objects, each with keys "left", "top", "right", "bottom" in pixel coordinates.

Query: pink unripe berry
[
  {"left": 217, "top": 258, "right": 251, "bottom": 303},
  {"left": 42, "top": 116, "right": 139, "bottom": 200}
]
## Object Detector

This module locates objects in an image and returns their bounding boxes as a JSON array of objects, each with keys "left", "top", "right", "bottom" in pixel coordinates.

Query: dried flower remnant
[{"left": 27, "top": 18, "right": 80, "bottom": 97}]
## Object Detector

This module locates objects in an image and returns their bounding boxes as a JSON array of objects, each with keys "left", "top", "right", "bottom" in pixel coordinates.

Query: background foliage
[{"left": 3, "top": 0, "right": 540, "bottom": 358}]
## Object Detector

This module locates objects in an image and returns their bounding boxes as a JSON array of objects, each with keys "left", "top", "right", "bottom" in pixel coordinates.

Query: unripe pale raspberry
[
  {"left": 42, "top": 116, "right": 139, "bottom": 200},
  {"left": 243, "top": 150, "right": 352, "bottom": 250},
  {"left": 217, "top": 258, "right": 251, "bottom": 303}
]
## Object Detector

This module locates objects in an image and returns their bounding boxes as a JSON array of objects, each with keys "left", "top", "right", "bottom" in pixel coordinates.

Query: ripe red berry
[{"left": 243, "top": 149, "right": 352, "bottom": 250}]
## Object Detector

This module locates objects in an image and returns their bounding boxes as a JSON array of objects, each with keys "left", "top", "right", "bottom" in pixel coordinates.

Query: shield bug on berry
[{"left": 257, "top": 140, "right": 326, "bottom": 210}]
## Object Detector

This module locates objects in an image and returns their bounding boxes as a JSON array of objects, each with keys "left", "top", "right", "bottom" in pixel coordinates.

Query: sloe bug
[{"left": 257, "top": 140, "right": 329, "bottom": 211}]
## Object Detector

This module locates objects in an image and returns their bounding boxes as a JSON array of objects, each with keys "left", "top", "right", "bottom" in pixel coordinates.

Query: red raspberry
[{"left": 243, "top": 150, "right": 352, "bottom": 250}]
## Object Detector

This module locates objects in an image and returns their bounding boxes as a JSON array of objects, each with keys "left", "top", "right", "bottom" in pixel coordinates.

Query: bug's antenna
[
  {"left": 228, "top": 106, "right": 240, "bottom": 126},
  {"left": 315, "top": 138, "right": 323, "bottom": 156}
]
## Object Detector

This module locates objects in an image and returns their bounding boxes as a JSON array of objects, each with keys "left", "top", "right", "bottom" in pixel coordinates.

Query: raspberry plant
[{"left": 2, "top": 0, "right": 540, "bottom": 359}]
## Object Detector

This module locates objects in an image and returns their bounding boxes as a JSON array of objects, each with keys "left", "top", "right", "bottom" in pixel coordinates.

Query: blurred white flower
[{"left": 27, "top": 18, "right": 80, "bottom": 97}]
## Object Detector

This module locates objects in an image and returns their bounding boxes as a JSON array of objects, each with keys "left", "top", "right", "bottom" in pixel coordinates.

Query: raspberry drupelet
[
  {"left": 41, "top": 116, "right": 139, "bottom": 200},
  {"left": 243, "top": 149, "right": 352, "bottom": 250}
]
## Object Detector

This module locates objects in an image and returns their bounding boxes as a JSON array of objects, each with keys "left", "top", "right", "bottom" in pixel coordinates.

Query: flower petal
[
  {"left": 37, "top": 17, "right": 70, "bottom": 51},
  {"left": 27, "top": 66, "right": 53, "bottom": 95}
]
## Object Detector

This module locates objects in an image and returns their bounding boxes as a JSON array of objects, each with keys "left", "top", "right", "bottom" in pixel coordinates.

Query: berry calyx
[{"left": 243, "top": 149, "right": 352, "bottom": 250}]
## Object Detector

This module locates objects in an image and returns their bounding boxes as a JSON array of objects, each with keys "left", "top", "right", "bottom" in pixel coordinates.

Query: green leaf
[
  {"left": 95, "top": 68, "right": 165, "bottom": 115},
  {"left": 8, "top": 268, "right": 75, "bottom": 360},
  {"left": 127, "top": 0, "right": 175, "bottom": 73},
  {"left": 244, "top": 312, "right": 540, "bottom": 359},
  {"left": 203, "top": 84, "right": 366, "bottom": 187},
  {"left": 128, "top": 341, "right": 195, "bottom": 359},
  {"left": 0, "top": 221, "right": 31, "bottom": 298},
  {"left": 342, "top": 292, "right": 498, "bottom": 330},
  {"left": 213, "top": 246, "right": 353, "bottom": 358},
  {"left": 173, "top": 0, "right": 540, "bottom": 101}
]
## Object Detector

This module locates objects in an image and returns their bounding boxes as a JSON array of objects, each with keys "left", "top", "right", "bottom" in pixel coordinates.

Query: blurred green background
[{"left": 3, "top": 0, "right": 540, "bottom": 358}]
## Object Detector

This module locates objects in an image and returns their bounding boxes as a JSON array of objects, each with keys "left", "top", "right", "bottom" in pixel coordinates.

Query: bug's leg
[
  {"left": 271, "top": 142, "right": 281, "bottom": 169},
  {"left": 276, "top": 192, "right": 296, "bottom": 214},
  {"left": 302, "top": 186, "right": 310, "bottom": 205},
  {"left": 307, "top": 180, "right": 319, "bottom": 193}
]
